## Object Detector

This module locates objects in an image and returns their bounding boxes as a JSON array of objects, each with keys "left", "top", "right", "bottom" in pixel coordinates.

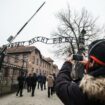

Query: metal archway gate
[{"left": 6, "top": 36, "right": 74, "bottom": 48}]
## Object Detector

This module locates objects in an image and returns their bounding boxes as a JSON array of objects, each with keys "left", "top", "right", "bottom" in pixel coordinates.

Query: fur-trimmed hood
[{"left": 80, "top": 74, "right": 105, "bottom": 102}]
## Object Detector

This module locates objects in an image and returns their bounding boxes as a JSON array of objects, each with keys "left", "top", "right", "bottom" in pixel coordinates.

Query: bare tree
[{"left": 52, "top": 7, "right": 104, "bottom": 57}]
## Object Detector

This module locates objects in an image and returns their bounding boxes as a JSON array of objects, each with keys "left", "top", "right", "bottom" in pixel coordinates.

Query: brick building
[{"left": 6, "top": 45, "right": 59, "bottom": 75}]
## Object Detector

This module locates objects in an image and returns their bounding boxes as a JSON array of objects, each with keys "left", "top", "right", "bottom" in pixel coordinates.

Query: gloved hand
[
  {"left": 66, "top": 54, "right": 74, "bottom": 64},
  {"left": 79, "top": 54, "right": 88, "bottom": 65}
]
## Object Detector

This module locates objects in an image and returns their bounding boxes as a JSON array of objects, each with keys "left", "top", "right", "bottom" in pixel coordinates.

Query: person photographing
[{"left": 55, "top": 39, "right": 105, "bottom": 105}]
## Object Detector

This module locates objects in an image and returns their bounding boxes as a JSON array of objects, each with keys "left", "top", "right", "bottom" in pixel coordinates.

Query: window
[
  {"left": 32, "top": 56, "right": 35, "bottom": 64},
  {"left": 40, "top": 60, "right": 42, "bottom": 66},
  {"left": 23, "top": 54, "right": 28, "bottom": 61},
  {"left": 36, "top": 69, "right": 38, "bottom": 73},
  {"left": 4, "top": 68, "right": 9, "bottom": 77},
  {"left": 36, "top": 58, "right": 39, "bottom": 65},
  {"left": 14, "top": 55, "right": 19, "bottom": 63},
  {"left": 31, "top": 68, "right": 34, "bottom": 73}
]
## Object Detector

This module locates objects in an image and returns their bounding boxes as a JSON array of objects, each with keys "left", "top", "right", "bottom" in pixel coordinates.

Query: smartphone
[{"left": 73, "top": 54, "right": 83, "bottom": 61}]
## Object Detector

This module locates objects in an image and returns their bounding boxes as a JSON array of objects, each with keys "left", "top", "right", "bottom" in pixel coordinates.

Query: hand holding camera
[
  {"left": 67, "top": 54, "right": 88, "bottom": 65},
  {"left": 72, "top": 54, "right": 83, "bottom": 61}
]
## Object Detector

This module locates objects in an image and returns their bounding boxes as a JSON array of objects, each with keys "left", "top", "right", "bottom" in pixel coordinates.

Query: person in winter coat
[
  {"left": 31, "top": 73, "right": 37, "bottom": 96},
  {"left": 42, "top": 73, "right": 47, "bottom": 90},
  {"left": 47, "top": 74, "right": 54, "bottom": 98},
  {"left": 37, "top": 73, "right": 43, "bottom": 90},
  {"left": 55, "top": 39, "right": 105, "bottom": 105},
  {"left": 16, "top": 73, "right": 24, "bottom": 97},
  {"left": 26, "top": 73, "right": 32, "bottom": 92}
]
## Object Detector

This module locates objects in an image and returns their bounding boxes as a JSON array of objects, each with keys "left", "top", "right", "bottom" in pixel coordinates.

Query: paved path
[{"left": 0, "top": 88, "right": 63, "bottom": 105}]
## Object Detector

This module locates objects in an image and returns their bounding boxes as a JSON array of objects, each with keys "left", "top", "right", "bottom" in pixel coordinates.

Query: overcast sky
[{"left": 0, "top": 0, "right": 105, "bottom": 69}]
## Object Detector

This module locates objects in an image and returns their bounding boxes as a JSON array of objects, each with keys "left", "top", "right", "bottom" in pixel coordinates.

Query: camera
[{"left": 72, "top": 54, "right": 83, "bottom": 61}]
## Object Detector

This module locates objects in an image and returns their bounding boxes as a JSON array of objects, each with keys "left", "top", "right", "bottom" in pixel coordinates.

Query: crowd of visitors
[{"left": 16, "top": 72, "right": 56, "bottom": 98}]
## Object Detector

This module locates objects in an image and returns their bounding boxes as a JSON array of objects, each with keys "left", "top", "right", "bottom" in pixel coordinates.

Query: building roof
[
  {"left": 44, "top": 57, "right": 54, "bottom": 62},
  {"left": 6, "top": 46, "right": 39, "bottom": 54},
  {"left": 53, "top": 64, "right": 58, "bottom": 68}
]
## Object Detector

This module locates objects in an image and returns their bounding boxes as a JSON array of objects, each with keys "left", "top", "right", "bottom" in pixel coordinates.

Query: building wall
[
  {"left": 27, "top": 50, "right": 52, "bottom": 75},
  {"left": 1, "top": 54, "right": 27, "bottom": 85},
  {"left": 6, "top": 46, "right": 59, "bottom": 76},
  {"left": 4, "top": 54, "right": 27, "bottom": 68}
]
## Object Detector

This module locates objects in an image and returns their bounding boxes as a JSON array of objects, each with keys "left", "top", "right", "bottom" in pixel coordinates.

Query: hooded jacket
[
  {"left": 55, "top": 61, "right": 105, "bottom": 105},
  {"left": 47, "top": 74, "right": 54, "bottom": 87}
]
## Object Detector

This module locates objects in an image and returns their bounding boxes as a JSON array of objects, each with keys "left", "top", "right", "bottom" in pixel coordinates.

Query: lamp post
[{"left": 78, "top": 29, "right": 86, "bottom": 53}]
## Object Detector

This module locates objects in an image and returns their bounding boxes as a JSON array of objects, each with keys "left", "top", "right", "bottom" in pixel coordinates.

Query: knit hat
[{"left": 88, "top": 39, "right": 105, "bottom": 66}]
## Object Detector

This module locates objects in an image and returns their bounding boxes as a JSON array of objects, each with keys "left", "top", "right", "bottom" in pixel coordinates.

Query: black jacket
[
  {"left": 26, "top": 76, "right": 32, "bottom": 86},
  {"left": 31, "top": 75, "right": 37, "bottom": 86},
  {"left": 17, "top": 75, "right": 24, "bottom": 86},
  {"left": 55, "top": 61, "right": 105, "bottom": 105}
]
